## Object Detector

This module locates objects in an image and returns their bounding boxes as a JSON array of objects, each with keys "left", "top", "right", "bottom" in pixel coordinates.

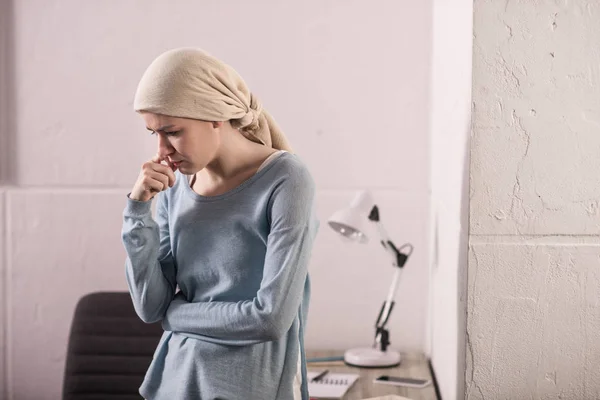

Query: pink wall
[
  {"left": 1, "top": 0, "right": 13, "bottom": 396},
  {"left": 0, "top": 190, "right": 6, "bottom": 399},
  {"left": 0, "top": 1, "right": 432, "bottom": 398}
]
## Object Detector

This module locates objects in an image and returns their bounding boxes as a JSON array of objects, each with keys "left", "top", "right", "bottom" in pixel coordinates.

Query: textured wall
[
  {"left": 470, "top": 0, "right": 600, "bottom": 398},
  {"left": 0, "top": 1, "right": 432, "bottom": 399}
]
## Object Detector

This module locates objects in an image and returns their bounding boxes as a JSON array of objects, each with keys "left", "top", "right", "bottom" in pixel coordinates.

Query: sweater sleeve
[
  {"left": 161, "top": 166, "right": 318, "bottom": 343},
  {"left": 122, "top": 192, "right": 177, "bottom": 323}
]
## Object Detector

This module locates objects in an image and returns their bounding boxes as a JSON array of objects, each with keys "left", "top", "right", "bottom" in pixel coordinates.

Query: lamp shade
[{"left": 327, "top": 190, "right": 375, "bottom": 243}]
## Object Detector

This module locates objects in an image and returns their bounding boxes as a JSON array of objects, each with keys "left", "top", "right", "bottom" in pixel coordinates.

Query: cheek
[
  {"left": 178, "top": 136, "right": 207, "bottom": 159},
  {"left": 194, "top": 133, "right": 220, "bottom": 156},
  {"left": 204, "top": 131, "right": 221, "bottom": 151},
  {"left": 177, "top": 130, "right": 220, "bottom": 160}
]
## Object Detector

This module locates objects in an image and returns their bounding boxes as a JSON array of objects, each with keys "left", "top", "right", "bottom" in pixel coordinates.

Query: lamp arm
[
  {"left": 371, "top": 218, "right": 414, "bottom": 350},
  {"left": 373, "top": 220, "right": 413, "bottom": 268},
  {"left": 375, "top": 267, "right": 402, "bottom": 329}
]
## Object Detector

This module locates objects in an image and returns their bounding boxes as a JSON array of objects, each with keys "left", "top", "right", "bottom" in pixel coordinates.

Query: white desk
[{"left": 306, "top": 350, "right": 438, "bottom": 400}]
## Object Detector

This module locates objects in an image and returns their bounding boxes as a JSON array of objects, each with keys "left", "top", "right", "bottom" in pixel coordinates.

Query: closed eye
[{"left": 148, "top": 130, "right": 181, "bottom": 136}]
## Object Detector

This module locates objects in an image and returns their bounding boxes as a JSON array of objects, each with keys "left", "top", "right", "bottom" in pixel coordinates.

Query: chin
[{"left": 179, "top": 164, "right": 199, "bottom": 175}]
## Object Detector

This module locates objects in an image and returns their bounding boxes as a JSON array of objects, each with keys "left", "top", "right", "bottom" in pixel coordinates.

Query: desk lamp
[{"left": 328, "top": 190, "right": 413, "bottom": 368}]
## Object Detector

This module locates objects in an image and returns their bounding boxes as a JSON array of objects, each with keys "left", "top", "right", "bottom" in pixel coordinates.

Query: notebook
[{"left": 307, "top": 370, "right": 359, "bottom": 399}]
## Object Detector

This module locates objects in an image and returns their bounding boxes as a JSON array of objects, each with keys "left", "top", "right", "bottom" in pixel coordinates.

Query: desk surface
[{"left": 306, "top": 350, "right": 438, "bottom": 400}]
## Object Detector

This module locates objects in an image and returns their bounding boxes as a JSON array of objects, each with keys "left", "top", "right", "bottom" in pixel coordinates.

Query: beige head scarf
[{"left": 134, "top": 48, "right": 292, "bottom": 152}]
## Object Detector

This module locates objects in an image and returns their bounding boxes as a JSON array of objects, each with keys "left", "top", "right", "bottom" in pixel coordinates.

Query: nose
[{"left": 157, "top": 133, "right": 174, "bottom": 158}]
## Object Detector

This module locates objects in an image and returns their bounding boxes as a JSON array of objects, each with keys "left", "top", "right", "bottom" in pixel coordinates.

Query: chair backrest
[{"left": 62, "top": 292, "right": 163, "bottom": 400}]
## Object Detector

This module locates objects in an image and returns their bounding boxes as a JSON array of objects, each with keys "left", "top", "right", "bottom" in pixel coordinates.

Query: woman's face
[{"left": 141, "top": 112, "right": 222, "bottom": 174}]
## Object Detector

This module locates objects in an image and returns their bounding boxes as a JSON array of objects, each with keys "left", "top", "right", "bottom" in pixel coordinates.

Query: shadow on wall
[
  {"left": 430, "top": 115, "right": 470, "bottom": 400},
  {"left": 456, "top": 122, "right": 470, "bottom": 400},
  {"left": 1, "top": 0, "right": 16, "bottom": 184}
]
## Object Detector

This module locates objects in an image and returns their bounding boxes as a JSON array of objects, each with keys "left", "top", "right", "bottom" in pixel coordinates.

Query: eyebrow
[{"left": 146, "top": 124, "right": 175, "bottom": 132}]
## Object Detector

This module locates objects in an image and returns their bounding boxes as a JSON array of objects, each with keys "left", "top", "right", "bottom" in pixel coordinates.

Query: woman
[{"left": 121, "top": 48, "right": 318, "bottom": 400}]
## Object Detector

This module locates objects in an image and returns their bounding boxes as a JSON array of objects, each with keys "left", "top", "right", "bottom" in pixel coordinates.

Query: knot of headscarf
[{"left": 230, "top": 93, "right": 263, "bottom": 143}]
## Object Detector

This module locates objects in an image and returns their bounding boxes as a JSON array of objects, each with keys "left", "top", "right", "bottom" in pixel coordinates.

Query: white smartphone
[{"left": 373, "top": 375, "right": 431, "bottom": 388}]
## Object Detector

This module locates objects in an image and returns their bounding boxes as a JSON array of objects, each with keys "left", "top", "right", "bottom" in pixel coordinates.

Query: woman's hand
[{"left": 129, "top": 155, "right": 177, "bottom": 202}]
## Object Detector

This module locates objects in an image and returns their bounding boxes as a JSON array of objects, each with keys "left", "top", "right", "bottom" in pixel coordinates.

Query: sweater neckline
[{"left": 182, "top": 152, "right": 290, "bottom": 202}]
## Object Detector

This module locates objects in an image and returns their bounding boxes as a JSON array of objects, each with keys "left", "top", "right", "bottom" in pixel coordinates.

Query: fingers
[
  {"left": 152, "top": 155, "right": 177, "bottom": 186},
  {"left": 137, "top": 170, "right": 169, "bottom": 195},
  {"left": 144, "top": 157, "right": 176, "bottom": 188},
  {"left": 131, "top": 155, "right": 178, "bottom": 202},
  {"left": 163, "top": 158, "right": 177, "bottom": 172},
  {"left": 143, "top": 176, "right": 165, "bottom": 193},
  {"left": 153, "top": 163, "right": 176, "bottom": 187},
  {"left": 146, "top": 170, "right": 170, "bottom": 192}
]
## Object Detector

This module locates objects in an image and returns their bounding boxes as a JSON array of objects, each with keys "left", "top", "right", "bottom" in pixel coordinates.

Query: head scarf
[{"left": 134, "top": 48, "right": 292, "bottom": 151}]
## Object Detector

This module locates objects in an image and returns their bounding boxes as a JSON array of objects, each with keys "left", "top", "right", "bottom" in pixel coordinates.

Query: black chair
[{"left": 62, "top": 292, "right": 163, "bottom": 400}]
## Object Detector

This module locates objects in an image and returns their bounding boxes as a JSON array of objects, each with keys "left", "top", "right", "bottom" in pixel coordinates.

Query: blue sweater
[{"left": 121, "top": 153, "right": 318, "bottom": 400}]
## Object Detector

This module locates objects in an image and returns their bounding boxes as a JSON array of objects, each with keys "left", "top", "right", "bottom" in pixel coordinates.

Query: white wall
[
  {"left": 0, "top": 189, "right": 6, "bottom": 400},
  {"left": 470, "top": 1, "right": 600, "bottom": 398},
  {"left": 1, "top": 1, "right": 432, "bottom": 398},
  {"left": 428, "top": 1, "right": 472, "bottom": 400}
]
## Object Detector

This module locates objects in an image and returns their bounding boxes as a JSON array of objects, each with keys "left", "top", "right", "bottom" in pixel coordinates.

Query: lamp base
[{"left": 343, "top": 347, "right": 401, "bottom": 368}]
